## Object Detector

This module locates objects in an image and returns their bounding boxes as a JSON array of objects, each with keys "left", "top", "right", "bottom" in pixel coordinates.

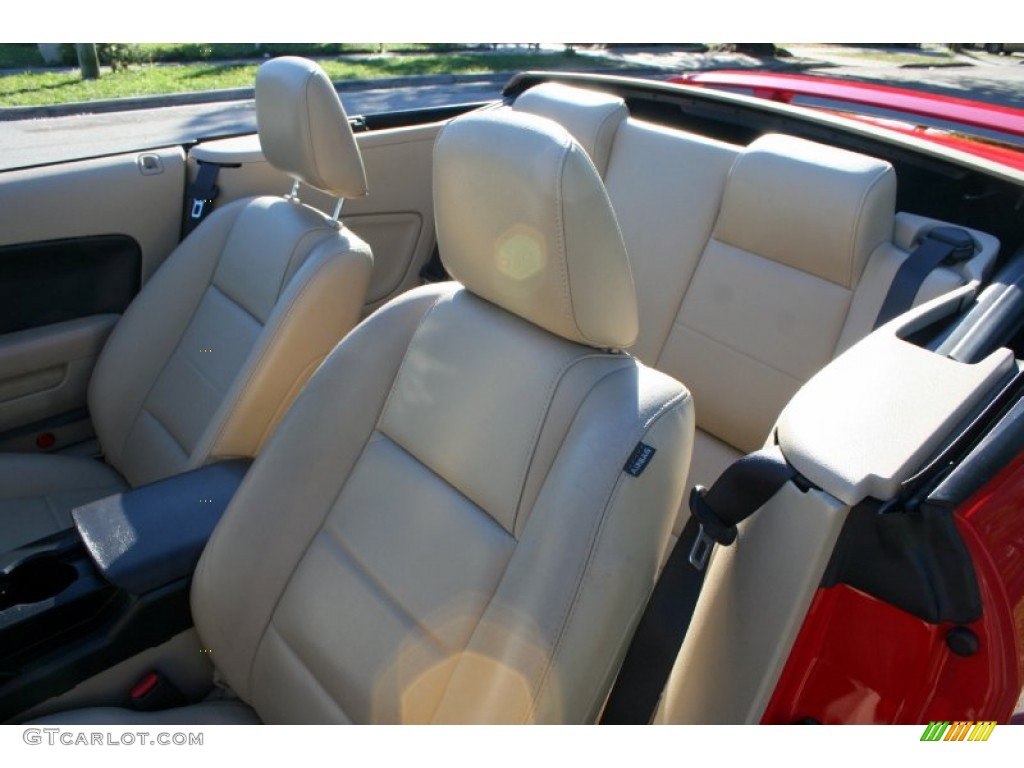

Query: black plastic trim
[
  {"left": 0, "top": 235, "right": 141, "bottom": 334},
  {"left": 935, "top": 246, "right": 1024, "bottom": 363},
  {"left": 0, "top": 461, "right": 250, "bottom": 721},
  {"left": 821, "top": 496, "right": 982, "bottom": 624},
  {"left": 0, "top": 578, "right": 192, "bottom": 723},
  {"left": 74, "top": 460, "right": 250, "bottom": 595},
  {"left": 418, "top": 244, "right": 448, "bottom": 283},
  {"left": 359, "top": 102, "right": 487, "bottom": 132},
  {"left": 928, "top": 395, "right": 1024, "bottom": 511}
]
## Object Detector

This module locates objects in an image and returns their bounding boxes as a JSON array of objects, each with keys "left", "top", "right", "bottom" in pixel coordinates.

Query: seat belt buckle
[
  {"left": 688, "top": 525, "right": 714, "bottom": 571},
  {"left": 128, "top": 671, "right": 187, "bottom": 711},
  {"left": 190, "top": 198, "right": 207, "bottom": 219},
  {"left": 687, "top": 484, "right": 738, "bottom": 571}
]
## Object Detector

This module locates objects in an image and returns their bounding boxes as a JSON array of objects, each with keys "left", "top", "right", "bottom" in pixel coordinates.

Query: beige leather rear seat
[{"left": 514, "top": 83, "right": 997, "bottom": 498}]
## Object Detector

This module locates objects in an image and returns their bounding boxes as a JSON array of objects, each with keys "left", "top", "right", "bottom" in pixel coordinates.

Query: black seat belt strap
[
  {"left": 419, "top": 244, "right": 449, "bottom": 283},
  {"left": 181, "top": 161, "right": 222, "bottom": 239},
  {"left": 600, "top": 447, "right": 795, "bottom": 725},
  {"left": 874, "top": 226, "right": 975, "bottom": 328}
]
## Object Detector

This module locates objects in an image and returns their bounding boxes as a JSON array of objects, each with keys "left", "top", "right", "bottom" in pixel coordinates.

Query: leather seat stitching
[
  {"left": 110, "top": 208, "right": 240, "bottom": 467},
  {"left": 846, "top": 168, "right": 894, "bottom": 288},
  {"left": 201, "top": 244, "right": 336, "bottom": 462},
  {"left": 244, "top": 291, "right": 451, "bottom": 694},
  {"left": 512, "top": 353, "right": 633, "bottom": 536},
  {"left": 320, "top": 520, "right": 452, "bottom": 652},
  {"left": 528, "top": 388, "right": 692, "bottom": 721},
  {"left": 671, "top": 316, "right": 817, "bottom": 384},
  {"left": 208, "top": 282, "right": 264, "bottom": 327},
  {"left": 258, "top": 623, "right": 352, "bottom": 722}
]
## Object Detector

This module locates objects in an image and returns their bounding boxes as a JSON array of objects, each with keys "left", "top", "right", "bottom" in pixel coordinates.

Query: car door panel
[
  {"left": 0, "top": 147, "right": 186, "bottom": 447},
  {"left": 0, "top": 115, "right": 438, "bottom": 452},
  {"left": 0, "top": 235, "right": 140, "bottom": 334},
  {"left": 350, "top": 124, "right": 439, "bottom": 306},
  {"left": 342, "top": 211, "right": 423, "bottom": 303},
  {"left": 0, "top": 314, "right": 117, "bottom": 451},
  {"left": 0, "top": 147, "right": 185, "bottom": 282}
]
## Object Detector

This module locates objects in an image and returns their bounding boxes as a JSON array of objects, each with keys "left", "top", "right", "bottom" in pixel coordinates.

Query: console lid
[{"left": 73, "top": 459, "right": 250, "bottom": 595}]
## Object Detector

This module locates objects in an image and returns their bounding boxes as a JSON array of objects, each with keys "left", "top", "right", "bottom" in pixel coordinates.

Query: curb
[
  {"left": 0, "top": 67, "right": 671, "bottom": 122},
  {"left": 898, "top": 61, "right": 975, "bottom": 69}
]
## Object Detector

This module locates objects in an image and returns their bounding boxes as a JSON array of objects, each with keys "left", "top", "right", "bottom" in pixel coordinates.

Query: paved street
[
  {"left": 0, "top": 81, "right": 503, "bottom": 171},
  {"left": 787, "top": 45, "right": 1024, "bottom": 111},
  {"left": 587, "top": 44, "right": 1024, "bottom": 111},
  {"left": 1, "top": 45, "right": 1022, "bottom": 172}
]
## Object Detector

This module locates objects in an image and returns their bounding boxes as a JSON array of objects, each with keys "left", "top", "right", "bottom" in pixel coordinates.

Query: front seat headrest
[
  {"left": 433, "top": 109, "right": 638, "bottom": 350},
  {"left": 255, "top": 56, "right": 368, "bottom": 199}
]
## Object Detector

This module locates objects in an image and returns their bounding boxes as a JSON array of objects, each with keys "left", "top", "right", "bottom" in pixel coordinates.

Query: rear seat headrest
[
  {"left": 433, "top": 109, "right": 638, "bottom": 350},
  {"left": 255, "top": 56, "right": 368, "bottom": 199},
  {"left": 714, "top": 134, "right": 896, "bottom": 288},
  {"left": 512, "top": 83, "right": 628, "bottom": 176}
]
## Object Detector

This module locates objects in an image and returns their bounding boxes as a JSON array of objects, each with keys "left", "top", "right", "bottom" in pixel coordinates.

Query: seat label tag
[{"left": 624, "top": 443, "right": 656, "bottom": 477}]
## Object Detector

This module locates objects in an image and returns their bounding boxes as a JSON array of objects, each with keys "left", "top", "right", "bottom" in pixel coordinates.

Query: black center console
[{"left": 0, "top": 459, "right": 249, "bottom": 722}]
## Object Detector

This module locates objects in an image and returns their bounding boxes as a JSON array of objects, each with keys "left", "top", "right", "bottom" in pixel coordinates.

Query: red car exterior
[
  {"left": 672, "top": 71, "right": 1024, "bottom": 173},
  {"left": 668, "top": 69, "right": 1024, "bottom": 725},
  {"left": 763, "top": 456, "right": 1024, "bottom": 724}
]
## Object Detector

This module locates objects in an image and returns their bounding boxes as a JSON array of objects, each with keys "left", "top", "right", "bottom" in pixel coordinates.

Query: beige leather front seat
[
  {"left": 0, "top": 57, "right": 373, "bottom": 551},
  {"left": 35, "top": 108, "right": 694, "bottom": 724}
]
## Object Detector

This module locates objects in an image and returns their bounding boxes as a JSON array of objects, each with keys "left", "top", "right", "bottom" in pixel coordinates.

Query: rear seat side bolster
[{"left": 837, "top": 214, "right": 1001, "bottom": 355}]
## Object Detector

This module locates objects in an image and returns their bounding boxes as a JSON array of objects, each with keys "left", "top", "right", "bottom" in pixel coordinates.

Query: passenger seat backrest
[
  {"left": 88, "top": 57, "right": 373, "bottom": 486},
  {"left": 192, "top": 109, "right": 695, "bottom": 724}
]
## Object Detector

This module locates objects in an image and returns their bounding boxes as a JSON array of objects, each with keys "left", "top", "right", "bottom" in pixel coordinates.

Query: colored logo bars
[{"left": 920, "top": 721, "right": 997, "bottom": 741}]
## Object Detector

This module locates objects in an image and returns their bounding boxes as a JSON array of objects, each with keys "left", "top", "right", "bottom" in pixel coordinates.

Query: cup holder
[{"left": 0, "top": 557, "right": 78, "bottom": 612}]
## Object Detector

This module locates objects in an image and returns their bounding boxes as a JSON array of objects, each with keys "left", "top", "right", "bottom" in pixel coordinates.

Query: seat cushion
[
  {"left": 0, "top": 453, "right": 126, "bottom": 550},
  {"left": 29, "top": 700, "right": 261, "bottom": 725}
]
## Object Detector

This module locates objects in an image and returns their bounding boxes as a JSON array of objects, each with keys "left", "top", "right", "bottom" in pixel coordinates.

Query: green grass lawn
[
  {"left": 0, "top": 43, "right": 481, "bottom": 71},
  {"left": 134, "top": 43, "right": 467, "bottom": 61},
  {"left": 0, "top": 51, "right": 618, "bottom": 107}
]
